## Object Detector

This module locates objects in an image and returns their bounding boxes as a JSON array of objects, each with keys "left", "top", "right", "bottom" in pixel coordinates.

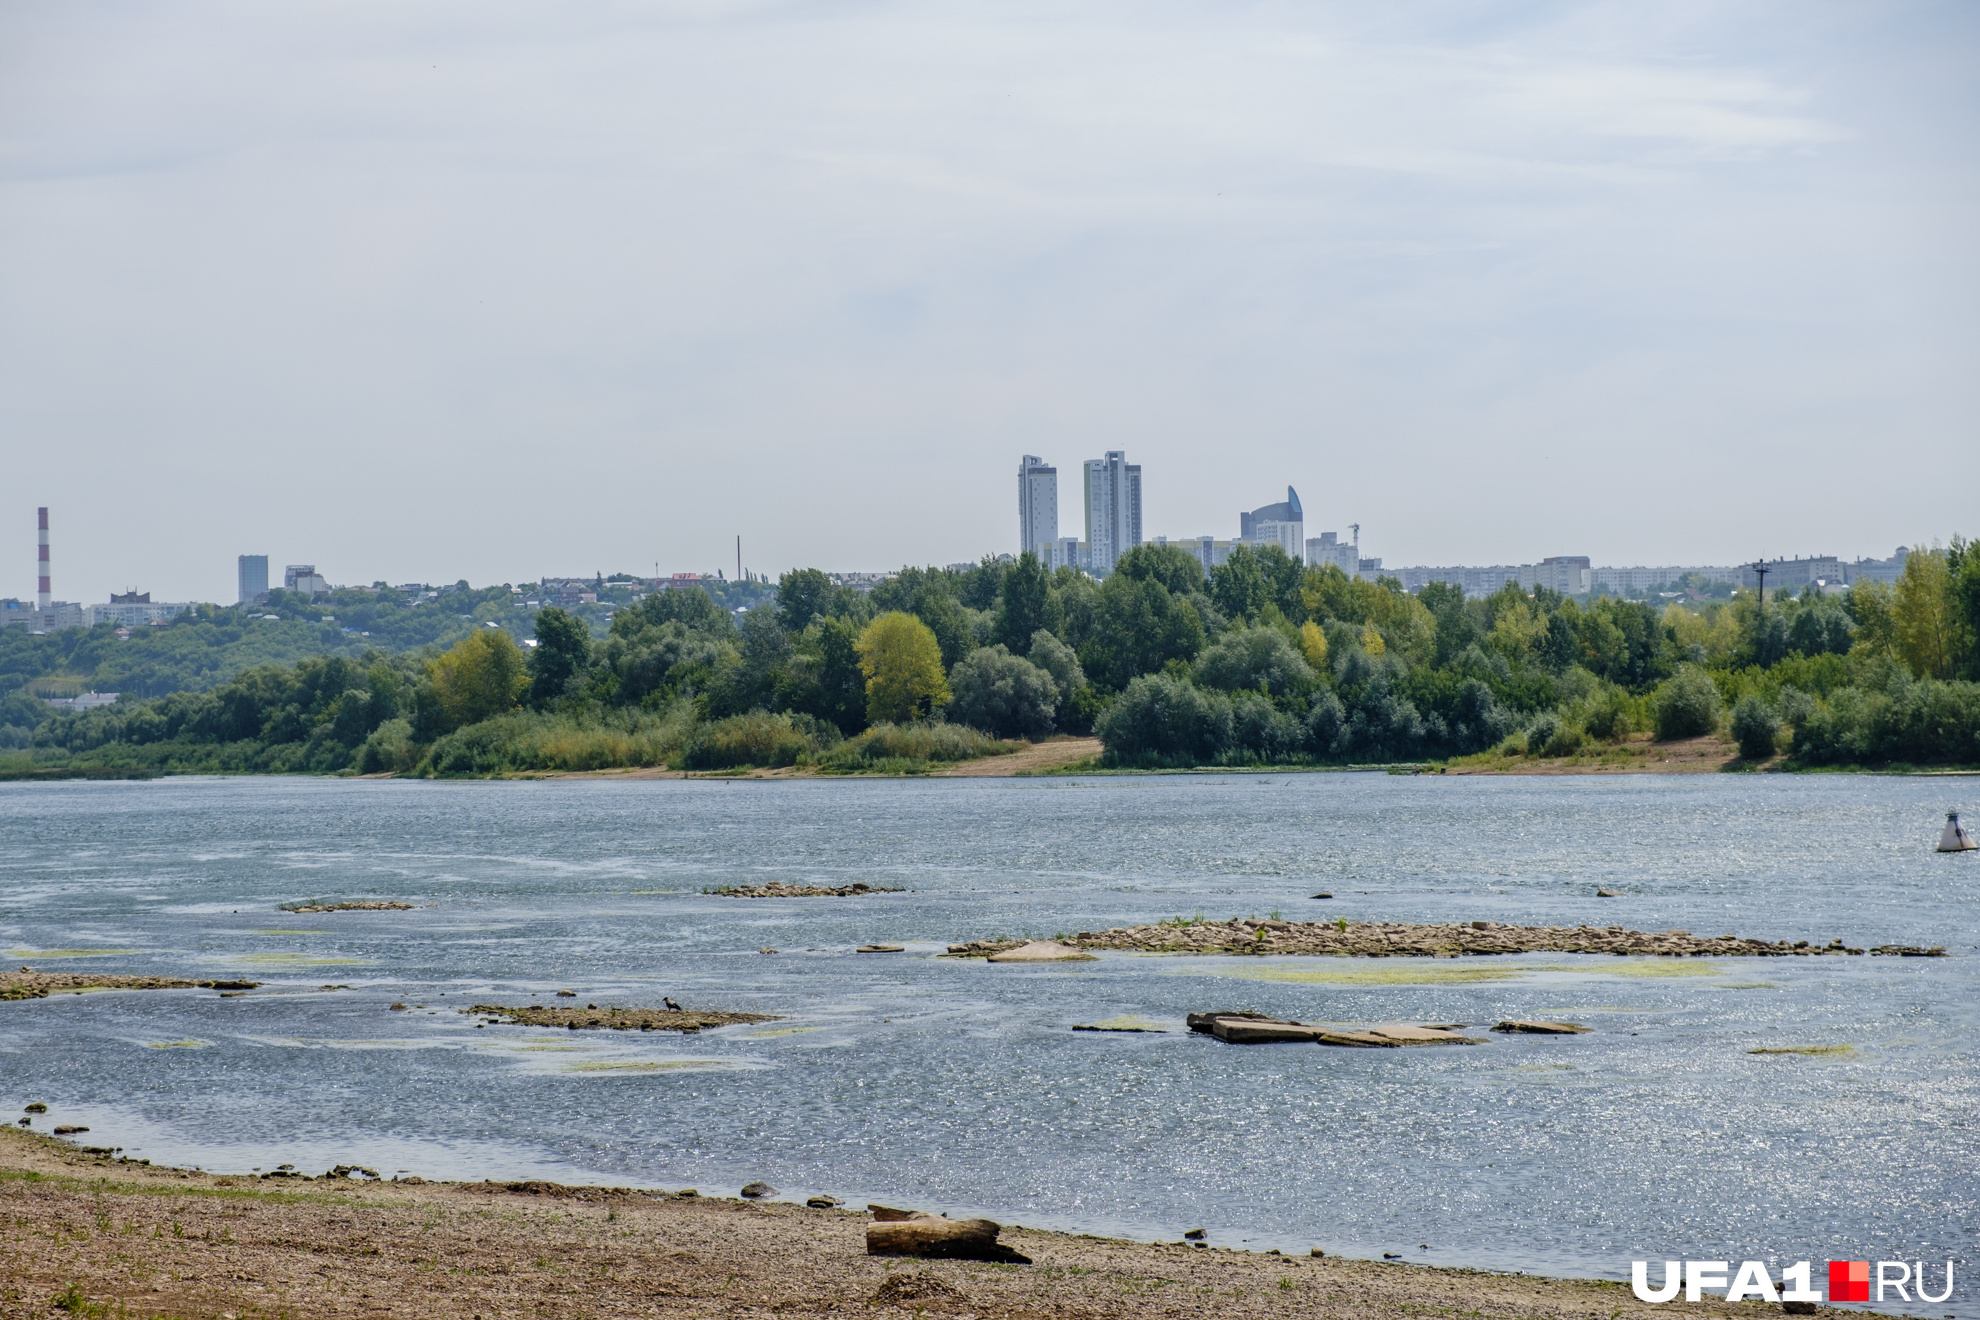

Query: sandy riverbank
[{"left": 0, "top": 1126, "right": 1797, "bottom": 1320}]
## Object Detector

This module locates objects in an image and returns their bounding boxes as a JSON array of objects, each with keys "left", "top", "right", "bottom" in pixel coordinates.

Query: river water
[{"left": 1, "top": 772, "right": 1974, "bottom": 1306}]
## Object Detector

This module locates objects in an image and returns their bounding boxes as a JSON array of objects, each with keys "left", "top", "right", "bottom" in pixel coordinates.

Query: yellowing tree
[
  {"left": 1893, "top": 547, "right": 1956, "bottom": 678},
  {"left": 856, "top": 612, "right": 950, "bottom": 725},
  {"left": 1298, "top": 620, "right": 1328, "bottom": 669},
  {"left": 1360, "top": 624, "right": 1386, "bottom": 657},
  {"left": 429, "top": 629, "right": 529, "bottom": 730}
]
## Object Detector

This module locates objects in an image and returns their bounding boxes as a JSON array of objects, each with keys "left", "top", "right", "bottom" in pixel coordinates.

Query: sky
[{"left": 2, "top": 1, "right": 1975, "bottom": 603}]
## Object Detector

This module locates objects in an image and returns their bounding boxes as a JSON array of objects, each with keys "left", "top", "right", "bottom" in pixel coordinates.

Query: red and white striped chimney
[{"left": 37, "top": 507, "right": 50, "bottom": 609}]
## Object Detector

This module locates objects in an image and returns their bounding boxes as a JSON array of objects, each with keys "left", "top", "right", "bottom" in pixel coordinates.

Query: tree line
[{"left": 14, "top": 536, "right": 1980, "bottom": 775}]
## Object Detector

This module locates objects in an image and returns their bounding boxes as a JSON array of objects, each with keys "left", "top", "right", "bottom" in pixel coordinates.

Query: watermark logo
[
  {"left": 1631, "top": 1259, "right": 1952, "bottom": 1305},
  {"left": 1830, "top": 1260, "right": 1870, "bottom": 1303}
]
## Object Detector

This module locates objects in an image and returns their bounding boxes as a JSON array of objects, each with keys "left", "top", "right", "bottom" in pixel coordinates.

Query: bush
[
  {"left": 1306, "top": 691, "right": 1348, "bottom": 758},
  {"left": 1524, "top": 713, "right": 1561, "bottom": 756},
  {"left": 818, "top": 721, "right": 1012, "bottom": 771},
  {"left": 1730, "top": 695, "right": 1778, "bottom": 760},
  {"left": 1095, "top": 674, "right": 1233, "bottom": 766},
  {"left": 1225, "top": 691, "right": 1304, "bottom": 763},
  {"left": 1194, "top": 627, "right": 1313, "bottom": 697},
  {"left": 1654, "top": 665, "right": 1722, "bottom": 740},
  {"left": 1581, "top": 691, "right": 1633, "bottom": 742},
  {"left": 355, "top": 719, "right": 417, "bottom": 775},
  {"left": 1027, "top": 630, "right": 1085, "bottom": 706},
  {"left": 1792, "top": 675, "right": 1980, "bottom": 766},
  {"left": 945, "top": 646, "right": 1060, "bottom": 740},
  {"left": 681, "top": 712, "right": 819, "bottom": 770}
]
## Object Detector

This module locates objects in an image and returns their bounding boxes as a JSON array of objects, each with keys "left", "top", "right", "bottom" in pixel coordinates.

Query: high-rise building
[
  {"left": 238, "top": 555, "right": 269, "bottom": 604},
  {"left": 1081, "top": 451, "right": 1141, "bottom": 574},
  {"left": 1018, "top": 456, "right": 1058, "bottom": 561},
  {"left": 1241, "top": 488, "right": 1303, "bottom": 559}
]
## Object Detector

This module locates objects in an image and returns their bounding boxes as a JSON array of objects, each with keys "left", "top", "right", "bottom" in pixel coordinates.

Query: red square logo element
[{"left": 1829, "top": 1261, "right": 1870, "bottom": 1302}]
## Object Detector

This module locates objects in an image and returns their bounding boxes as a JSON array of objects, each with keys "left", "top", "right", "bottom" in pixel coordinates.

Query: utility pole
[
  {"left": 1751, "top": 560, "right": 1770, "bottom": 610},
  {"left": 736, "top": 536, "right": 742, "bottom": 583}
]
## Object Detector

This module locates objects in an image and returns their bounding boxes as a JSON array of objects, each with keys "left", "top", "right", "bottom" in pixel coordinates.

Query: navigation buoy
[{"left": 1938, "top": 811, "right": 1977, "bottom": 853}]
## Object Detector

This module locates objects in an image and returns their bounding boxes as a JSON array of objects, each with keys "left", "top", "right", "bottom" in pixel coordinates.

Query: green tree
[
  {"left": 994, "top": 552, "right": 1057, "bottom": 649},
  {"left": 427, "top": 630, "right": 528, "bottom": 730},
  {"left": 1893, "top": 547, "right": 1958, "bottom": 679},
  {"left": 1730, "top": 694, "right": 1778, "bottom": 760},
  {"left": 1113, "top": 544, "right": 1207, "bottom": 597},
  {"left": 1653, "top": 665, "right": 1722, "bottom": 741},
  {"left": 1949, "top": 536, "right": 1980, "bottom": 679},
  {"left": 1077, "top": 575, "right": 1206, "bottom": 692},
  {"left": 855, "top": 612, "right": 950, "bottom": 724},
  {"left": 1209, "top": 545, "right": 1272, "bottom": 622},
  {"left": 775, "top": 568, "right": 836, "bottom": 634},
  {"left": 778, "top": 616, "right": 867, "bottom": 734},
  {"left": 947, "top": 645, "right": 1059, "bottom": 739},
  {"left": 527, "top": 607, "right": 591, "bottom": 708}
]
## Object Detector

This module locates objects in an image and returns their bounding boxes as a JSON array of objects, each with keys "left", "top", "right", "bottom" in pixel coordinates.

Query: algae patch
[
  {"left": 235, "top": 954, "right": 367, "bottom": 966},
  {"left": 6, "top": 949, "right": 136, "bottom": 959},
  {"left": 1748, "top": 1043, "right": 1855, "bottom": 1057},
  {"left": 563, "top": 1060, "right": 738, "bottom": 1074},
  {"left": 145, "top": 1039, "right": 209, "bottom": 1049},
  {"left": 740, "top": 1026, "right": 819, "bottom": 1038},
  {"left": 1195, "top": 963, "right": 1524, "bottom": 986}
]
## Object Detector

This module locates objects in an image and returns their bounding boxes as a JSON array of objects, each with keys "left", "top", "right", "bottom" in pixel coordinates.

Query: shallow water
[{"left": 2, "top": 772, "right": 1975, "bottom": 1308}]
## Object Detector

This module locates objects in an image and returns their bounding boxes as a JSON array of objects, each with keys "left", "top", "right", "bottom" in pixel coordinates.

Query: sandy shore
[{"left": 0, "top": 1126, "right": 1796, "bottom": 1320}]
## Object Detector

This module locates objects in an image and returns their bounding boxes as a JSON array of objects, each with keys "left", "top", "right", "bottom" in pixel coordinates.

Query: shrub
[
  {"left": 1095, "top": 674, "right": 1233, "bottom": 766},
  {"left": 1654, "top": 665, "right": 1722, "bottom": 740},
  {"left": 1730, "top": 695, "right": 1778, "bottom": 761},
  {"left": 1581, "top": 690, "right": 1633, "bottom": 742},
  {"left": 945, "top": 646, "right": 1060, "bottom": 740},
  {"left": 355, "top": 719, "right": 417, "bottom": 775},
  {"left": 1225, "top": 691, "right": 1304, "bottom": 763},
  {"left": 1194, "top": 627, "right": 1313, "bottom": 697},
  {"left": 1792, "top": 675, "right": 1980, "bottom": 766},
  {"left": 818, "top": 721, "right": 1012, "bottom": 771},
  {"left": 1027, "top": 630, "right": 1085, "bottom": 706},
  {"left": 1524, "top": 713, "right": 1561, "bottom": 756},
  {"left": 681, "top": 712, "right": 818, "bottom": 770},
  {"left": 1306, "top": 691, "right": 1348, "bottom": 758}
]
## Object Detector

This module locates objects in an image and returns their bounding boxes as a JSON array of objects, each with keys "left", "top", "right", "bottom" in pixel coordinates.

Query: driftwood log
[{"left": 866, "top": 1207, "right": 1031, "bottom": 1263}]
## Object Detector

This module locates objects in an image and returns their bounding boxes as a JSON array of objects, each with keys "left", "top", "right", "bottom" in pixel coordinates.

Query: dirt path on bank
[
  {"left": 930, "top": 738, "right": 1101, "bottom": 777},
  {"left": 0, "top": 1128, "right": 1788, "bottom": 1320}
]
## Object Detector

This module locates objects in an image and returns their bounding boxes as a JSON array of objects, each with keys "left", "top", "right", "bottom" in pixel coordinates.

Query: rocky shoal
[
  {"left": 709, "top": 882, "right": 905, "bottom": 898},
  {"left": 0, "top": 972, "right": 261, "bottom": 1001},
  {"left": 281, "top": 900, "right": 417, "bottom": 912},
  {"left": 946, "top": 919, "right": 1944, "bottom": 959},
  {"left": 465, "top": 1004, "right": 780, "bottom": 1032}
]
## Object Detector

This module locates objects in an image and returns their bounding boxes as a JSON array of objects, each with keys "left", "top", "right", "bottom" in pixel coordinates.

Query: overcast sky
[{"left": 2, "top": 1, "right": 1974, "bottom": 602}]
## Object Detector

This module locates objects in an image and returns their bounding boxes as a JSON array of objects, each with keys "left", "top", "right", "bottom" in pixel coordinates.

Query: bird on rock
[{"left": 665, "top": 997, "right": 683, "bottom": 1011}]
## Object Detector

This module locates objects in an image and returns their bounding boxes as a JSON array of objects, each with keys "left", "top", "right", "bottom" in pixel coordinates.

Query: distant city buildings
[
  {"left": 1240, "top": 488, "right": 1304, "bottom": 559},
  {"left": 238, "top": 554, "right": 269, "bottom": 603},
  {"left": 1018, "top": 456, "right": 1058, "bottom": 561},
  {"left": 1082, "top": 451, "right": 1142, "bottom": 574},
  {"left": 284, "top": 564, "right": 330, "bottom": 596}
]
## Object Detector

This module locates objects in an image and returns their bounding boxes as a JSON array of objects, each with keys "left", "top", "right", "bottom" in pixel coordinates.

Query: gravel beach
[{"left": 0, "top": 1127, "right": 1802, "bottom": 1320}]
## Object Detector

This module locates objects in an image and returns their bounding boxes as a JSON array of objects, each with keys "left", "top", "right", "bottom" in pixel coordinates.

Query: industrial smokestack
[{"left": 36, "top": 507, "right": 49, "bottom": 609}]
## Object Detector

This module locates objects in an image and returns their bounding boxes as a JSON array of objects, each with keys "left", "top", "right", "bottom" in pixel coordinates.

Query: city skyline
[{"left": 4, "top": 5, "right": 1974, "bottom": 601}]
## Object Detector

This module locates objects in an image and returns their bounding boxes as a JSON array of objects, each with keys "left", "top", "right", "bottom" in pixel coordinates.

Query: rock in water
[
  {"left": 866, "top": 1211, "right": 1030, "bottom": 1263},
  {"left": 1490, "top": 1020, "right": 1591, "bottom": 1034},
  {"left": 806, "top": 1194, "right": 843, "bottom": 1208},
  {"left": 856, "top": 944, "right": 906, "bottom": 954},
  {"left": 1596, "top": 888, "right": 1621, "bottom": 897},
  {"left": 985, "top": 940, "right": 1096, "bottom": 963},
  {"left": 739, "top": 1181, "right": 777, "bottom": 1199}
]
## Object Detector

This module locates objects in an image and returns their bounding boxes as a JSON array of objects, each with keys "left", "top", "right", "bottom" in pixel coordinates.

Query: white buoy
[{"left": 1939, "top": 811, "right": 1977, "bottom": 853}]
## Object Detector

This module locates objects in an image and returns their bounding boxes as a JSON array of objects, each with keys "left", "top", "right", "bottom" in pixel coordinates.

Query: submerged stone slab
[{"left": 985, "top": 940, "right": 1097, "bottom": 963}]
